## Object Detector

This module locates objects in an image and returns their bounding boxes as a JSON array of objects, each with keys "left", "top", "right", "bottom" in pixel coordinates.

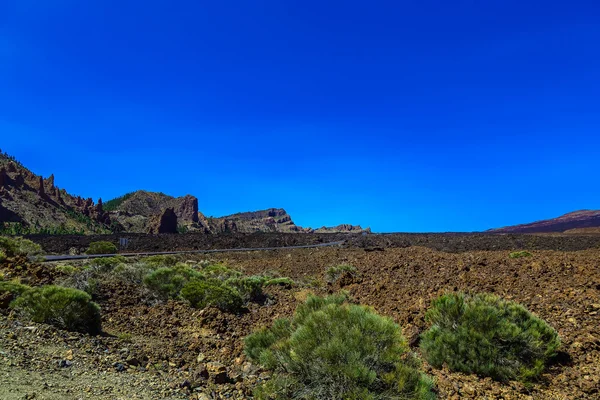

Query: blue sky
[{"left": 1, "top": 0, "right": 599, "bottom": 232}]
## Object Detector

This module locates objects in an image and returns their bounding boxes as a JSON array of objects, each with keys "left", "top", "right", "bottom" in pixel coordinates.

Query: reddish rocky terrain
[
  {"left": 1, "top": 234, "right": 599, "bottom": 399},
  {"left": 489, "top": 210, "right": 600, "bottom": 233}
]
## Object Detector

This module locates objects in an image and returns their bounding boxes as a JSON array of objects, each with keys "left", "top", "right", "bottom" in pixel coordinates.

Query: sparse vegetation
[
  {"left": 325, "top": 264, "right": 357, "bottom": 283},
  {"left": 181, "top": 280, "right": 243, "bottom": 312},
  {"left": 0, "top": 236, "right": 43, "bottom": 258},
  {"left": 11, "top": 285, "right": 102, "bottom": 335},
  {"left": 245, "top": 293, "right": 436, "bottom": 399},
  {"left": 143, "top": 264, "right": 203, "bottom": 298},
  {"left": 86, "top": 241, "right": 118, "bottom": 255},
  {"left": 264, "top": 277, "right": 295, "bottom": 288},
  {"left": 102, "top": 192, "right": 136, "bottom": 212},
  {"left": 510, "top": 251, "right": 533, "bottom": 258},
  {"left": 420, "top": 292, "right": 560, "bottom": 383},
  {"left": 55, "top": 264, "right": 78, "bottom": 275}
]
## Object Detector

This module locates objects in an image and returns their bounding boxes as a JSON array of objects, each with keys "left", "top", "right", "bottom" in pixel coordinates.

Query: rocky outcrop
[
  {"left": 175, "top": 195, "right": 199, "bottom": 223},
  {"left": 37, "top": 176, "right": 45, "bottom": 198},
  {"left": 0, "top": 167, "right": 6, "bottom": 188},
  {"left": 146, "top": 208, "right": 178, "bottom": 234}
]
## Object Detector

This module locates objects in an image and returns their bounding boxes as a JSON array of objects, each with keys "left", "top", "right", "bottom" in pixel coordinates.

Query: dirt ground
[{"left": 2, "top": 237, "right": 600, "bottom": 399}]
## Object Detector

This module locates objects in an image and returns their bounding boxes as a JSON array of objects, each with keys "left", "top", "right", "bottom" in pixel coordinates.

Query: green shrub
[
  {"left": 245, "top": 293, "right": 435, "bottom": 399},
  {"left": 0, "top": 249, "right": 6, "bottom": 262},
  {"left": 85, "top": 241, "right": 117, "bottom": 255},
  {"left": 420, "top": 292, "right": 560, "bottom": 383},
  {"left": 201, "top": 264, "right": 242, "bottom": 280},
  {"left": 11, "top": 285, "right": 102, "bottom": 334},
  {"left": 325, "top": 264, "right": 357, "bottom": 283},
  {"left": 225, "top": 276, "right": 267, "bottom": 302},
  {"left": 264, "top": 277, "right": 295, "bottom": 288},
  {"left": 89, "top": 255, "right": 127, "bottom": 270},
  {"left": 113, "top": 262, "right": 155, "bottom": 284},
  {"left": 0, "top": 236, "right": 43, "bottom": 258},
  {"left": 0, "top": 280, "right": 31, "bottom": 308},
  {"left": 143, "top": 264, "right": 203, "bottom": 298},
  {"left": 140, "top": 254, "right": 179, "bottom": 268},
  {"left": 55, "top": 264, "right": 78, "bottom": 275},
  {"left": 181, "top": 280, "right": 243, "bottom": 312},
  {"left": 510, "top": 251, "right": 533, "bottom": 259}
]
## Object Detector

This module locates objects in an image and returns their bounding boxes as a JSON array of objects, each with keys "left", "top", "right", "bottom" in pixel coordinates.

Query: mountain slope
[
  {"left": 0, "top": 151, "right": 111, "bottom": 234},
  {"left": 489, "top": 210, "right": 600, "bottom": 233}
]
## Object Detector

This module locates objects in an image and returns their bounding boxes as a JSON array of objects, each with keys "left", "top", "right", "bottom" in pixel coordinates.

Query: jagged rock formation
[
  {"left": 105, "top": 191, "right": 208, "bottom": 233},
  {"left": 207, "top": 208, "right": 370, "bottom": 234},
  {"left": 146, "top": 208, "right": 178, "bottom": 234},
  {"left": 0, "top": 152, "right": 111, "bottom": 233},
  {"left": 0, "top": 151, "right": 371, "bottom": 235},
  {"left": 489, "top": 210, "right": 600, "bottom": 233}
]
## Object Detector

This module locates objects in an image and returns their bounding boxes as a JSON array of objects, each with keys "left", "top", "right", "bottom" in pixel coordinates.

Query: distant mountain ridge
[
  {"left": 0, "top": 151, "right": 369, "bottom": 235},
  {"left": 489, "top": 210, "right": 600, "bottom": 233}
]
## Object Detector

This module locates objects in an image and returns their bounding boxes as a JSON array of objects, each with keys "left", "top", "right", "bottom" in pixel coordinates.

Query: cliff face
[
  {"left": 489, "top": 210, "right": 600, "bottom": 233},
  {"left": 106, "top": 191, "right": 208, "bottom": 233},
  {"left": 207, "top": 208, "right": 370, "bottom": 234},
  {"left": 0, "top": 154, "right": 111, "bottom": 233}
]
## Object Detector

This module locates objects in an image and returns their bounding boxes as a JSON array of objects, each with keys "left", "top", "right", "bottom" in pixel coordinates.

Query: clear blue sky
[{"left": 1, "top": 1, "right": 599, "bottom": 232}]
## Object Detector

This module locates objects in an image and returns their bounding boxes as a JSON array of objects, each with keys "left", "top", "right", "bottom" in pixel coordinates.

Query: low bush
[
  {"left": 143, "top": 264, "right": 203, "bottom": 298},
  {"left": 245, "top": 293, "right": 435, "bottom": 399},
  {"left": 201, "top": 264, "right": 242, "bottom": 280},
  {"left": 510, "top": 251, "right": 533, "bottom": 258},
  {"left": 0, "top": 236, "right": 43, "bottom": 259},
  {"left": 55, "top": 264, "right": 78, "bottom": 275},
  {"left": 140, "top": 254, "right": 179, "bottom": 268},
  {"left": 325, "top": 264, "right": 357, "bottom": 283},
  {"left": 11, "top": 285, "right": 102, "bottom": 334},
  {"left": 264, "top": 277, "right": 295, "bottom": 288},
  {"left": 85, "top": 241, "right": 117, "bottom": 255},
  {"left": 420, "top": 292, "right": 560, "bottom": 383},
  {"left": 89, "top": 255, "right": 127, "bottom": 270},
  {"left": 113, "top": 262, "right": 156, "bottom": 284},
  {"left": 225, "top": 276, "right": 267, "bottom": 302},
  {"left": 181, "top": 280, "right": 243, "bottom": 312},
  {"left": 0, "top": 280, "right": 31, "bottom": 308}
]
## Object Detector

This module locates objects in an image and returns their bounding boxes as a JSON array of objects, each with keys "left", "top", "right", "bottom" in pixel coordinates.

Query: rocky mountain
[
  {"left": 0, "top": 151, "right": 369, "bottom": 235},
  {"left": 489, "top": 210, "right": 600, "bottom": 234},
  {"left": 207, "top": 208, "right": 371, "bottom": 234},
  {"left": 0, "top": 151, "right": 111, "bottom": 234},
  {"left": 104, "top": 190, "right": 209, "bottom": 233}
]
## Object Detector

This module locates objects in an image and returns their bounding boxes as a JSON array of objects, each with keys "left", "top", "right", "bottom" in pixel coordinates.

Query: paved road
[{"left": 42, "top": 240, "right": 346, "bottom": 262}]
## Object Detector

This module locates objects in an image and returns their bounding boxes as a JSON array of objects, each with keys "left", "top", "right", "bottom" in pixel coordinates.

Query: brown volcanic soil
[
  {"left": 2, "top": 238, "right": 600, "bottom": 399},
  {"left": 28, "top": 232, "right": 600, "bottom": 255}
]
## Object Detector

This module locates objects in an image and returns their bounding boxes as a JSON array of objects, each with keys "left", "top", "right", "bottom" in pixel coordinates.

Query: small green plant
[
  {"left": 201, "top": 264, "right": 242, "bottom": 280},
  {"left": 510, "top": 251, "right": 533, "bottom": 258},
  {"left": 181, "top": 280, "right": 243, "bottom": 312},
  {"left": 0, "top": 236, "right": 43, "bottom": 258},
  {"left": 11, "top": 285, "right": 102, "bottom": 334},
  {"left": 113, "top": 262, "right": 156, "bottom": 284},
  {"left": 55, "top": 264, "right": 78, "bottom": 275},
  {"left": 143, "top": 264, "right": 203, "bottom": 298},
  {"left": 420, "top": 292, "right": 560, "bottom": 383},
  {"left": 264, "top": 277, "right": 295, "bottom": 288},
  {"left": 245, "top": 293, "right": 435, "bottom": 399},
  {"left": 325, "top": 264, "right": 357, "bottom": 283},
  {"left": 117, "top": 332, "right": 133, "bottom": 342},
  {"left": 0, "top": 249, "right": 6, "bottom": 262},
  {"left": 89, "top": 255, "right": 127, "bottom": 270},
  {"left": 140, "top": 254, "right": 179, "bottom": 268},
  {"left": 0, "top": 280, "right": 31, "bottom": 308},
  {"left": 225, "top": 276, "right": 267, "bottom": 302},
  {"left": 86, "top": 241, "right": 118, "bottom": 255}
]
